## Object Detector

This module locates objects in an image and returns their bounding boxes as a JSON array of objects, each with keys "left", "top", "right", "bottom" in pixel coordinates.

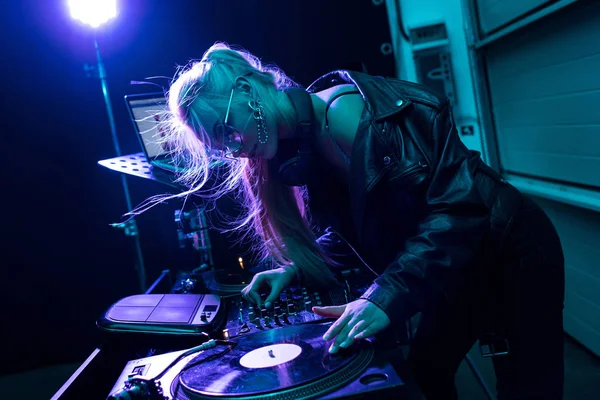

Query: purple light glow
[{"left": 67, "top": 0, "right": 117, "bottom": 28}]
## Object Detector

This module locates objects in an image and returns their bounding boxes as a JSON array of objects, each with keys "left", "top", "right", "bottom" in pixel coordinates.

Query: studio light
[{"left": 68, "top": 0, "right": 117, "bottom": 28}]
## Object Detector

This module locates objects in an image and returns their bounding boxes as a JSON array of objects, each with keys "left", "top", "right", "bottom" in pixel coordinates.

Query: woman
[{"left": 161, "top": 42, "right": 565, "bottom": 399}]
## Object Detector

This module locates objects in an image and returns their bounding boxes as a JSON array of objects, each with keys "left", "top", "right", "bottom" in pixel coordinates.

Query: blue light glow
[{"left": 67, "top": 0, "right": 117, "bottom": 28}]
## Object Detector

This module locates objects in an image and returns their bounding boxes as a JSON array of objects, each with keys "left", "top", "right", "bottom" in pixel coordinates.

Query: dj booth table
[{"left": 51, "top": 269, "right": 426, "bottom": 400}]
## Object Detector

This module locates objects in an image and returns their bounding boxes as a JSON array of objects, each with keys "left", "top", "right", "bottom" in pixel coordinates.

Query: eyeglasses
[{"left": 212, "top": 88, "right": 243, "bottom": 159}]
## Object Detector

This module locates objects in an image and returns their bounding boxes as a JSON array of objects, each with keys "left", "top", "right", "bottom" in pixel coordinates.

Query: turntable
[{"left": 107, "top": 323, "right": 405, "bottom": 399}]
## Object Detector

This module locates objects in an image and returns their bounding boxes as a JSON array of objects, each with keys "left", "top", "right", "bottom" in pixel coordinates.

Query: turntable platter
[{"left": 175, "top": 323, "right": 374, "bottom": 400}]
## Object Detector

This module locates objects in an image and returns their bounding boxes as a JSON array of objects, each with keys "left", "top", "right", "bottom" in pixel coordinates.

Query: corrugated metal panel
[
  {"left": 532, "top": 196, "right": 600, "bottom": 357},
  {"left": 484, "top": 1, "right": 600, "bottom": 188},
  {"left": 476, "top": 0, "right": 553, "bottom": 34}
]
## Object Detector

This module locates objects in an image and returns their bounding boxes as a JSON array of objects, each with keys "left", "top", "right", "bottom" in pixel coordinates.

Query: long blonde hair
[{"left": 135, "top": 43, "right": 336, "bottom": 285}]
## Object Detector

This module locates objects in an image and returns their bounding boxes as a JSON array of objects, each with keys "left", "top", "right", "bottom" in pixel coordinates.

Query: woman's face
[{"left": 209, "top": 80, "right": 278, "bottom": 160}]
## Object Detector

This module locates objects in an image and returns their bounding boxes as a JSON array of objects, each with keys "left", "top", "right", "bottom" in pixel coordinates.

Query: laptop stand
[{"left": 98, "top": 152, "right": 183, "bottom": 189}]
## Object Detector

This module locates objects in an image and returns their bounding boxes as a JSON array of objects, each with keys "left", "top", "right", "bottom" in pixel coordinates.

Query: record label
[{"left": 239, "top": 343, "right": 302, "bottom": 369}]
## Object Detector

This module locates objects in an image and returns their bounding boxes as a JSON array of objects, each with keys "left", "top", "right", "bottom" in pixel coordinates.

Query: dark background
[{"left": 0, "top": 0, "right": 395, "bottom": 376}]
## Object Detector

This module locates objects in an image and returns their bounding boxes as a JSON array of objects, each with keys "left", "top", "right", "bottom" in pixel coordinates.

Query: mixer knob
[
  {"left": 248, "top": 311, "right": 257, "bottom": 321},
  {"left": 305, "top": 301, "right": 312, "bottom": 311},
  {"left": 182, "top": 278, "right": 197, "bottom": 292},
  {"left": 288, "top": 302, "right": 296, "bottom": 314}
]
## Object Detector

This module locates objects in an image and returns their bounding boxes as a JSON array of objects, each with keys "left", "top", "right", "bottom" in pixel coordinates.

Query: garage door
[
  {"left": 484, "top": 1, "right": 600, "bottom": 187},
  {"left": 475, "top": 0, "right": 554, "bottom": 34},
  {"left": 472, "top": 0, "right": 600, "bottom": 355}
]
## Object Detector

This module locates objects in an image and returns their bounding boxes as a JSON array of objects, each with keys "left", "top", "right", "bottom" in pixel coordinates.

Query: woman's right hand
[{"left": 241, "top": 267, "right": 297, "bottom": 308}]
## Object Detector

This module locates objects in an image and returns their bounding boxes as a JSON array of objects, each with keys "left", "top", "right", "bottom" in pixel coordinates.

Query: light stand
[
  {"left": 70, "top": 0, "right": 146, "bottom": 292},
  {"left": 93, "top": 39, "right": 147, "bottom": 292}
]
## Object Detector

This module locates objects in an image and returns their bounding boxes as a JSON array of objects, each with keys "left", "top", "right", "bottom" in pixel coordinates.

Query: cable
[
  {"left": 323, "top": 228, "right": 380, "bottom": 278},
  {"left": 179, "top": 341, "right": 238, "bottom": 374},
  {"left": 153, "top": 338, "right": 219, "bottom": 380}
]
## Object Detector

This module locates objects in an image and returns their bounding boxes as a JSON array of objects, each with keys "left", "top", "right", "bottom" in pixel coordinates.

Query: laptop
[{"left": 124, "top": 92, "right": 186, "bottom": 172}]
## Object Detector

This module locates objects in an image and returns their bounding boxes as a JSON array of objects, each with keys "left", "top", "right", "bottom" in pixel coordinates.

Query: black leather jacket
[{"left": 307, "top": 71, "right": 523, "bottom": 325}]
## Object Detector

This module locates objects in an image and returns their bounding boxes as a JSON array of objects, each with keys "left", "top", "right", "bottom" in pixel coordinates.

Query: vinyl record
[{"left": 174, "top": 323, "right": 373, "bottom": 400}]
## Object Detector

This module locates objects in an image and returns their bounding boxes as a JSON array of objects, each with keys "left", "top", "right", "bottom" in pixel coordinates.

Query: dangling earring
[{"left": 248, "top": 98, "right": 269, "bottom": 145}]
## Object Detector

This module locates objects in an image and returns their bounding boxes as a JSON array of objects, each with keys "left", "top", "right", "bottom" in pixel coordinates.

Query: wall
[{"left": 385, "top": 0, "right": 484, "bottom": 156}]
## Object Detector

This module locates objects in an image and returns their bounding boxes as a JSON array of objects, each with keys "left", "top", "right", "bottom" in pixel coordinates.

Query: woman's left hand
[{"left": 312, "top": 299, "right": 391, "bottom": 354}]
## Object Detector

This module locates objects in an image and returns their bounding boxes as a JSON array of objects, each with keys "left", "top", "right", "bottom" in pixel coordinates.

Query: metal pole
[{"left": 94, "top": 39, "right": 147, "bottom": 292}]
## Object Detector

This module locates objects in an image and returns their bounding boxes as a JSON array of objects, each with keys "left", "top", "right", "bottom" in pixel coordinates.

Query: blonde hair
[{"left": 133, "top": 42, "right": 336, "bottom": 285}]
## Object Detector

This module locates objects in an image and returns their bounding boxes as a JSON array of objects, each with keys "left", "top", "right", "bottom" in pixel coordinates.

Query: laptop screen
[{"left": 126, "top": 94, "right": 170, "bottom": 159}]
